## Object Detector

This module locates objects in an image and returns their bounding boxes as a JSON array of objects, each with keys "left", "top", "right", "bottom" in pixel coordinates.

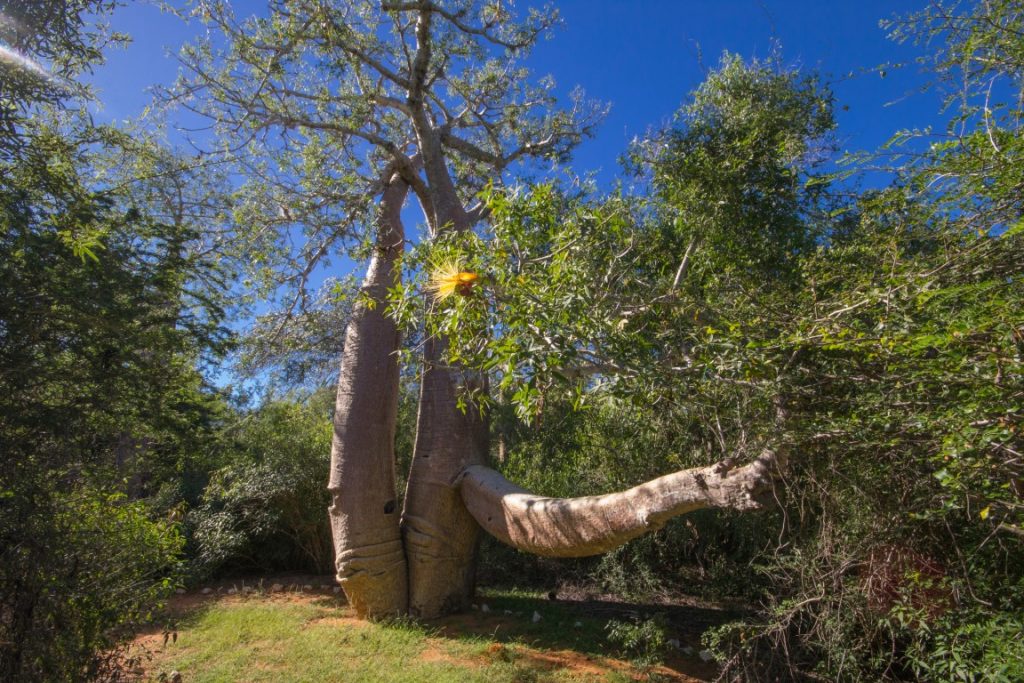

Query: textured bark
[
  {"left": 458, "top": 451, "right": 784, "bottom": 558},
  {"left": 400, "top": 50, "right": 490, "bottom": 614},
  {"left": 328, "top": 176, "right": 409, "bottom": 619},
  {"left": 401, "top": 327, "right": 489, "bottom": 618},
  {"left": 399, "top": 158, "right": 487, "bottom": 616}
]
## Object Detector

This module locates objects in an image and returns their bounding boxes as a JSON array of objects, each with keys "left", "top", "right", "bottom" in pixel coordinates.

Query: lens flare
[{"left": 0, "top": 44, "right": 54, "bottom": 82}]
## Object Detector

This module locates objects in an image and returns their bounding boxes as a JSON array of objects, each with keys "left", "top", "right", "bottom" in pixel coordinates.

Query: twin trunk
[
  {"left": 326, "top": 173, "right": 489, "bottom": 619},
  {"left": 329, "top": 182, "right": 784, "bottom": 620}
]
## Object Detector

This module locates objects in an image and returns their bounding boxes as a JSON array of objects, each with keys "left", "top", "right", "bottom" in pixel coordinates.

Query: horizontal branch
[{"left": 458, "top": 450, "right": 785, "bottom": 558}]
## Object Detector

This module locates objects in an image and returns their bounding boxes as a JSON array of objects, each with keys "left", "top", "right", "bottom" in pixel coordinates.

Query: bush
[
  {"left": 0, "top": 487, "right": 183, "bottom": 682},
  {"left": 188, "top": 391, "right": 333, "bottom": 577},
  {"left": 605, "top": 613, "right": 670, "bottom": 668},
  {"left": 906, "top": 613, "right": 1024, "bottom": 683}
]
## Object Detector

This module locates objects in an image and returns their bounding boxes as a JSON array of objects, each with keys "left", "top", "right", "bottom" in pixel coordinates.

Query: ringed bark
[
  {"left": 328, "top": 176, "right": 409, "bottom": 618},
  {"left": 457, "top": 451, "right": 784, "bottom": 558}
]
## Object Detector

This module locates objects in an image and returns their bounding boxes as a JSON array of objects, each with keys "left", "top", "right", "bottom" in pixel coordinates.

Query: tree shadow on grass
[{"left": 428, "top": 589, "right": 745, "bottom": 680}]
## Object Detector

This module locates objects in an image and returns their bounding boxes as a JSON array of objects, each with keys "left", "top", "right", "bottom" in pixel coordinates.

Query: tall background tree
[{"left": 0, "top": 2, "right": 239, "bottom": 678}]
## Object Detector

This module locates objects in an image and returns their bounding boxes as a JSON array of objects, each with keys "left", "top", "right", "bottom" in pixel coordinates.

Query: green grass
[{"left": 135, "top": 589, "right": 715, "bottom": 682}]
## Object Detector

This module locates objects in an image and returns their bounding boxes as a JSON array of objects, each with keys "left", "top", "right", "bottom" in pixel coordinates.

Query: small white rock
[
  {"left": 174, "top": 588, "right": 186, "bottom": 595},
  {"left": 471, "top": 604, "right": 479, "bottom": 610},
  {"left": 227, "top": 588, "right": 238, "bottom": 595},
  {"left": 532, "top": 611, "right": 542, "bottom": 623},
  {"left": 200, "top": 587, "right": 213, "bottom": 595},
  {"left": 573, "top": 621, "right": 582, "bottom": 628},
  {"left": 504, "top": 610, "right": 513, "bottom": 616},
  {"left": 242, "top": 586, "right": 255, "bottom": 594},
  {"left": 480, "top": 604, "right": 490, "bottom": 613},
  {"left": 332, "top": 586, "right": 341, "bottom": 594},
  {"left": 699, "top": 649, "right": 715, "bottom": 662},
  {"left": 681, "top": 646, "right": 696, "bottom": 656},
  {"left": 667, "top": 638, "right": 680, "bottom": 649},
  {"left": 271, "top": 583, "right": 284, "bottom": 593},
  {"left": 302, "top": 584, "right": 313, "bottom": 592}
]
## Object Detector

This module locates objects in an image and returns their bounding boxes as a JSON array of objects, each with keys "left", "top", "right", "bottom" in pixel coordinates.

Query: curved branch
[{"left": 457, "top": 451, "right": 785, "bottom": 558}]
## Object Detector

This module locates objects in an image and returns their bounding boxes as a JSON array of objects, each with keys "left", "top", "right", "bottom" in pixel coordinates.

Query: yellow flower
[{"left": 429, "top": 260, "right": 479, "bottom": 299}]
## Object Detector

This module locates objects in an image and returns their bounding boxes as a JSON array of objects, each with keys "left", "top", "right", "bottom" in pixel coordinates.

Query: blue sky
[
  {"left": 84, "top": 1, "right": 945, "bottom": 386},
  {"left": 91, "top": 0, "right": 940, "bottom": 180}
]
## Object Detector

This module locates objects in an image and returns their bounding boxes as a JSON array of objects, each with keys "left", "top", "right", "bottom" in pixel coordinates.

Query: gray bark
[
  {"left": 400, "top": 46, "right": 490, "bottom": 614},
  {"left": 401, "top": 342, "right": 488, "bottom": 617},
  {"left": 400, "top": 137, "right": 489, "bottom": 616},
  {"left": 458, "top": 451, "right": 784, "bottom": 558},
  {"left": 328, "top": 175, "right": 409, "bottom": 618},
  {"left": 399, "top": 182, "right": 488, "bottom": 616}
]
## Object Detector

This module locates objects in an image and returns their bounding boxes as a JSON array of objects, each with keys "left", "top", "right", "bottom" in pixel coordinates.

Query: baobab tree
[{"left": 172, "top": 0, "right": 782, "bottom": 619}]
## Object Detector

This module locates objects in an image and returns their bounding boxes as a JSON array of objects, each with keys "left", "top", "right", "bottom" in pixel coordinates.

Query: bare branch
[{"left": 459, "top": 451, "right": 785, "bottom": 557}]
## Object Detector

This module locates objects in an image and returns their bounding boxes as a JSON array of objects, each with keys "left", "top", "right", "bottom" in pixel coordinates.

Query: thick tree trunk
[
  {"left": 399, "top": 161, "right": 489, "bottom": 615},
  {"left": 401, "top": 329, "right": 489, "bottom": 618},
  {"left": 327, "top": 176, "right": 408, "bottom": 618},
  {"left": 458, "top": 451, "right": 784, "bottom": 557}
]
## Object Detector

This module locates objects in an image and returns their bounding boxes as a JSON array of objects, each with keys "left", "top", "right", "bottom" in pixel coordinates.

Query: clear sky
[{"left": 90, "top": 0, "right": 941, "bottom": 181}]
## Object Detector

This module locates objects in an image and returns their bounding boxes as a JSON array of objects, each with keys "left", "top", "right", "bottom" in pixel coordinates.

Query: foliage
[
  {"left": 237, "top": 275, "right": 359, "bottom": 389},
  {"left": 0, "top": 5, "right": 237, "bottom": 675},
  {"left": 635, "top": 50, "right": 837, "bottom": 281},
  {"left": 699, "top": 3, "right": 1024, "bottom": 678},
  {"left": 905, "top": 613, "right": 1024, "bottom": 682},
  {"left": 604, "top": 613, "right": 670, "bottom": 668},
  {"left": 411, "top": 21, "right": 1023, "bottom": 680},
  {"left": 704, "top": 3, "right": 1023, "bottom": 678},
  {"left": 397, "top": 54, "right": 838, "bottom": 603},
  {"left": 0, "top": 488, "right": 183, "bottom": 682},
  {"left": 164, "top": 0, "right": 605, "bottom": 393},
  {"left": 397, "top": 52, "right": 837, "bottom": 425},
  {"left": 0, "top": 118, "right": 234, "bottom": 479},
  {"left": 0, "top": 0, "right": 125, "bottom": 156},
  {"left": 881, "top": 0, "right": 1024, "bottom": 229},
  {"left": 189, "top": 391, "right": 334, "bottom": 576}
]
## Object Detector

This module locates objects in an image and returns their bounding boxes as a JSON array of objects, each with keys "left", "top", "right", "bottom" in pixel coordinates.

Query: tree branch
[{"left": 458, "top": 450, "right": 785, "bottom": 558}]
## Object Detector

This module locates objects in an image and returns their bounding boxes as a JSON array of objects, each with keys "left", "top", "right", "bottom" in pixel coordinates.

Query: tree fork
[
  {"left": 457, "top": 451, "right": 785, "bottom": 557},
  {"left": 328, "top": 174, "right": 409, "bottom": 618}
]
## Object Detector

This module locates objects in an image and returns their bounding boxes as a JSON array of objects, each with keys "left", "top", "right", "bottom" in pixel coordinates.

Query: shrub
[
  {"left": 189, "top": 392, "right": 333, "bottom": 577},
  {"left": 0, "top": 487, "right": 183, "bottom": 682},
  {"left": 605, "top": 613, "right": 670, "bottom": 668}
]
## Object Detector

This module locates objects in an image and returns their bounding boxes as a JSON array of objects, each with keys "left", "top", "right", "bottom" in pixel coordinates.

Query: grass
[{"left": 131, "top": 588, "right": 720, "bottom": 682}]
